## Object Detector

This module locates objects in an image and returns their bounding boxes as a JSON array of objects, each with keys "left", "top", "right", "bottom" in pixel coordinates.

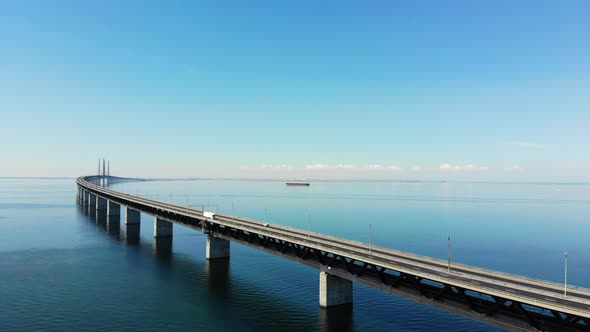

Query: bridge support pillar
[
  {"left": 124, "top": 225, "right": 140, "bottom": 244},
  {"left": 107, "top": 201, "right": 120, "bottom": 217},
  {"left": 88, "top": 193, "right": 96, "bottom": 207},
  {"left": 125, "top": 208, "right": 140, "bottom": 224},
  {"left": 96, "top": 196, "right": 107, "bottom": 210},
  {"left": 319, "top": 272, "right": 353, "bottom": 308},
  {"left": 106, "top": 216, "right": 120, "bottom": 233},
  {"left": 154, "top": 218, "right": 173, "bottom": 237},
  {"left": 206, "top": 236, "right": 230, "bottom": 259}
]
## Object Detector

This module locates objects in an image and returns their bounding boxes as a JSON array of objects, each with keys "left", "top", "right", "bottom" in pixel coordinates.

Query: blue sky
[{"left": 1, "top": 1, "right": 589, "bottom": 180}]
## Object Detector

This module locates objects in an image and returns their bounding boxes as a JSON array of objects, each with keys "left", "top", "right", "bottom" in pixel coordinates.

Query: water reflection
[
  {"left": 95, "top": 209, "right": 107, "bottom": 226},
  {"left": 124, "top": 224, "right": 140, "bottom": 245},
  {"left": 106, "top": 216, "right": 120, "bottom": 236},
  {"left": 319, "top": 304, "right": 353, "bottom": 332},
  {"left": 87, "top": 207, "right": 97, "bottom": 225},
  {"left": 205, "top": 258, "right": 230, "bottom": 294},
  {"left": 153, "top": 237, "right": 173, "bottom": 260},
  {"left": 80, "top": 203, "right": 87, "bottom": 215}
]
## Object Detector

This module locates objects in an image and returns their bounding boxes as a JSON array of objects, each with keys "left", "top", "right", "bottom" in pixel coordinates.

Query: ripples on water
[{"left": 3, "top": 178, "right": 590, "bottom": 331}]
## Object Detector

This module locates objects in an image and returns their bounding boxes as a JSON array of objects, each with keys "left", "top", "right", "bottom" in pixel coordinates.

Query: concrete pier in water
[
  {"left": 125, "top": 207, "right": 141, "bottom": 225},
  {"left": 88, "top": 193, "right": 96, "bottom": 207},
  {"left": 206, "top": 235, "right": 230, "bottom": 259},
  {"left": 154, "top": 217, "right": 172, "bottom": 237},
  {"left": 96, "top": 196, "right": 107, "bottom": 210},
  {"left": 319, "top": 271, "right": 353, "bottom": 308},
  {"left": 107, "top": 201, "right": 120, "bottom": 217}
]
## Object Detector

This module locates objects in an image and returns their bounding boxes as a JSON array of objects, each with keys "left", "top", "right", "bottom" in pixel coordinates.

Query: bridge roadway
[{"left": 77, "top": 176, "right": 590, "bottom": 332}]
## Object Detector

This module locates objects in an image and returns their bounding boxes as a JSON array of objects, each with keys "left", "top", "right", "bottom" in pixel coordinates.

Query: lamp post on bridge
[
  {"left": 448, "top": 235, "right": 451, "bottom": 272},
  {"left": 369, "top": 223, "right": 372, "bottom": 254},
  {"left": 563, "top": 251, "right": 567, "bottom": 297},
  {"left": 307, "top": 213, "right": 311, "bottom": 239}
]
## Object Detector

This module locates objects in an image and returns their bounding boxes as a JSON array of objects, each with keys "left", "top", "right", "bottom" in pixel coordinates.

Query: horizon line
[{"left": 2, "top": 176, "right": 590, "bottom": 186}]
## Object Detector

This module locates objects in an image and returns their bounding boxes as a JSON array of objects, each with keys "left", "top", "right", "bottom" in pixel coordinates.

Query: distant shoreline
[
  {"left": 1, "top": 176, "right": 589, "bottom": 185},
  {"left": 0, "top": 177, "right": 75, "bottom": 179}
]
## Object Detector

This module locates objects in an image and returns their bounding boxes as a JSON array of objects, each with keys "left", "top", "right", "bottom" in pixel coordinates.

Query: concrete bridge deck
[{"left": 77, "top": 175, "right": 590, "bottom": 332}]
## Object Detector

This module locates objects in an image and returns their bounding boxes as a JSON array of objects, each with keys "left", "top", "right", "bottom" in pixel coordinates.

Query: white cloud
[
  {"left": 439, "top": 163, "right": 452, "bottom": 170},
  {"left": 305, "top": 164, "right": 355, "bottom": 170},
  {"left": 367, "top": 164, "right": 385, "bottom": 170},
  {"left": 411, "top": 166, "right": 423, "bottom": 172},
  {"left": 304, "top": 164, "right": 402, "bottom": 171},
  {"left": 365, "top": 164, "right": 403, "bottom": 171},
  {"left": 505, "top": 164, "right": 522, "bottom": 171},
  {"left": 261, "top": 164, "right": 290, "bottom": 170},
  {"left": 305, "top": 164, "right": 330, "bottom": 169},
  {"left": 439, "top": 163, "right": 489, "bottom": 171},
  {"left": 499, "top": 141, "right": 544, "bottom": 149},
  {"left": 338, "top": 164, "right": 354, "bottom": 169}
]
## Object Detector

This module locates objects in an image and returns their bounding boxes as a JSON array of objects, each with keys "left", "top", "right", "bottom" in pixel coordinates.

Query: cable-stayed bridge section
[{"left": 77, "top": 175, "right": 590, "bottom": 332}]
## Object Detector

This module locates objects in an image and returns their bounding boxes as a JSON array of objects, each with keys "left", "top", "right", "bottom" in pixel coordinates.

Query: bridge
[{"left": 77, "top": 175, "right": 590, "bottom": 332}]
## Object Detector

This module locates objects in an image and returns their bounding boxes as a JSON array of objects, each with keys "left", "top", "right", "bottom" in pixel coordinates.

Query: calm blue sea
[{"left": 1, "top": 178, "right": 590, "bottom": 331}]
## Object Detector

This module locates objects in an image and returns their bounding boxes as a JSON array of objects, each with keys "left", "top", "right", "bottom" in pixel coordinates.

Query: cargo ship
[{"left": 286, "top": 181, "right": 310, "bottom": 186}]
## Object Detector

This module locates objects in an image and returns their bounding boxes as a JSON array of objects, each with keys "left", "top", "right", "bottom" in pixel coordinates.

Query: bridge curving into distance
[{"left": 77, "top": 175, "right": 590, "bottom": 332}]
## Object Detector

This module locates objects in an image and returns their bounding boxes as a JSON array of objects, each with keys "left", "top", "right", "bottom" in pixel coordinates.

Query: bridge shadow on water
[
  {"left": 76, "top": 204, "right": 353, "bottom": 332},
  {"left": 319, "top": 305, "right": 353, "bottom": 332}
]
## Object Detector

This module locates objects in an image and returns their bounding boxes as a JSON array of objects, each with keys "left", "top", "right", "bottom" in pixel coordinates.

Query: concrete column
[
  {"left": 154, "top": 217, "right": 173, "bottom": 237},
  {"left": 125, "top": 207, "right": 141, "bottom": 225},
  {"left": 95, "top": 209, "right": 106, "bottom": 224},
  {"left": 96, "top": 196, "right": 107, "bottom": 210},
  {"left": 206, "top": 235, "right": 230, "bottom": 259},
  {"left": 106, "top": 216, "right": 120, "bottom": 234},
  {"left": 107, "top": 201, "right": 120, "bottom": 216},
  {"left": 88, "top": 193, "right": 96, "bottom": 207},
  {"left": 105, "top": 201, "right": 120, "bottom": 233},
  {"left": 81, "top": 189, "right": 87, "bottom": 204},
  {"left": 319, "top": 272, "right": 353, "bottom": 308},
  {"left": 124, "top": 224, "right": 140, "bottom": 244}
]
